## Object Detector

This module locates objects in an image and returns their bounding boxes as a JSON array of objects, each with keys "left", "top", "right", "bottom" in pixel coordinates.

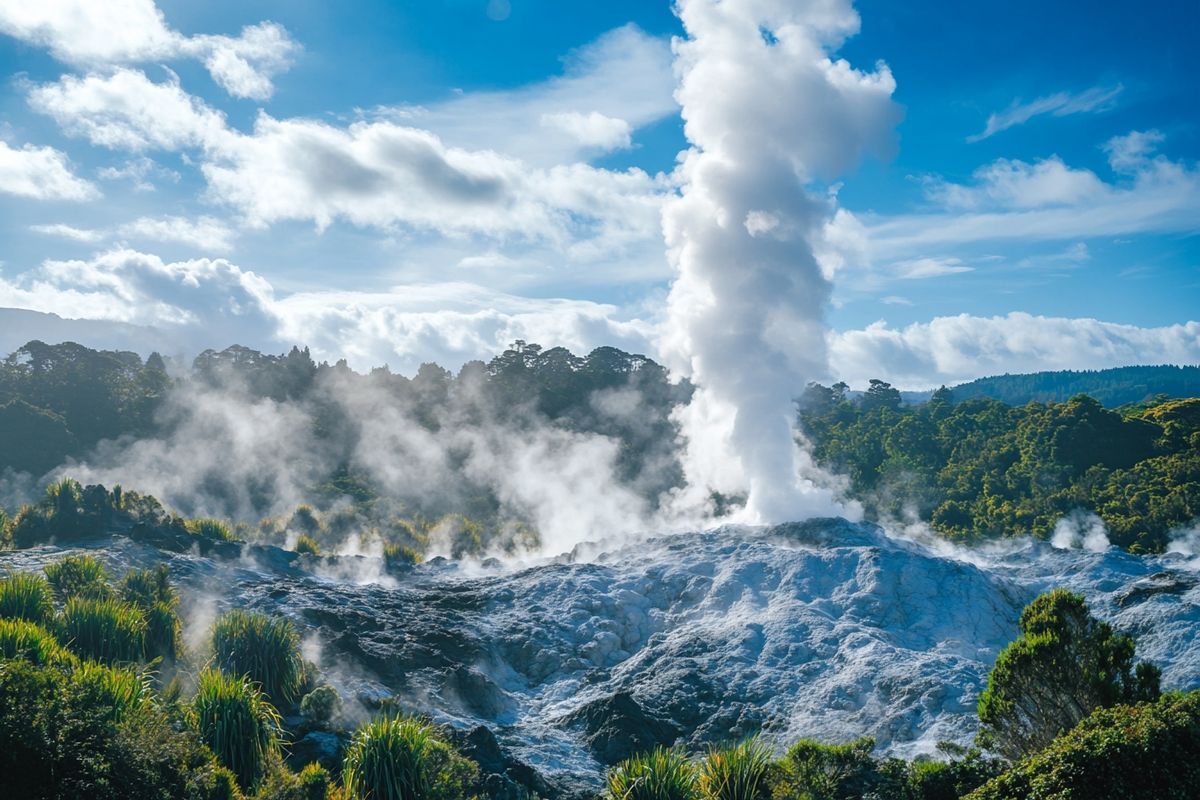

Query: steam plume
[{"left": 662, "top": 0, "right": 899, "bottom": 522}]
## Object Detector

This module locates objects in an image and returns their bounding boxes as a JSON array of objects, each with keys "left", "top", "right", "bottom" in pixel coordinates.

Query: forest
[{"left": 1, "top": 340, "right": 1198, "bottom": 555}]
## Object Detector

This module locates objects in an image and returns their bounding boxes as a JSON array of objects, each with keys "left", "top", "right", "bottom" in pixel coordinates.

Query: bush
[
  {"left": 192, "top": 668, "right": 282, "bottom": 793},
  {"left": 211, "top": 609, "right": 305, "bottom": 707},
  {"left": 977, "top": 589, "right": 1160, "bottom": 760},
  {"left": 769, "top": 737, "right": 902, "bottom": 800},
  {"left": 698, "top": 738, "right": 773, "bottom": 800},
  {"left": 45, "top": 553, "right": 114, "bottom": 602},
  {"left": 0, "top": 570, "right": 55, "bottom": 624},
  {"left": 301, "top": 684, "right": 343, "bottom": 727},
  {"left": 342, "top": 716, "right": 479, "bottom": 800},
  {"left": 0, "top": 618, "right": 73, "bottom": 665},
  {"left": 119, "top": 563, "right": 178, "bottom": 610},
  {"left": 59, "top": 596, "right": 147, "bottom": 664},
  {"left": 295, "top": 535, "right": 321, "bottom": 556},
  {"left": 189, "top": 518, "right": 237, "bottom": 542},
  {"left": 383, "top": 542, "right": 420, "bottom": 570},
  {"left": 903, "top": 744, "right": 1003, "bottom": 800},
  {"left": 69, "top": 661, "right": 152, "bottom": 723},
  {"left": 605, "top": 746, "right": 698, "bottom": 800},
  {"left": 967, "top": 691, "right": 1200, "bottom": 800},
  {"left": 256, "top": 762, "right": 340, "bottom": 800}
]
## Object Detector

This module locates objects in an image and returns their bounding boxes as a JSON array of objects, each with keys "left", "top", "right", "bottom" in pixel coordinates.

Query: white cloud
[
  {"left": 30, "top": 222, "right": 104, "bottom": 242},
  {"left": 28, "top": 68, "right": 231, "bottom": 151},
  {"left": 0, "top": 0, "right": 296, "bottom": 99},
  {"left": 923, "top": 157, "right": 1108, "bottom": 210},
  {"left": 29, "top": 215, "right": 236, "bottom": 252},
  {"left": 893, "top": 256, "right": 972, "bottom": 279},
  {"left": 96, "top": 155, "right": 180, "bottom": 191},
  {"left": 375, "top": 25, "right": 676, "bottom": 166},
  {"left": 0, "top": 139, "right": 98, "bottom": 200},
  {"left": 540, "top": 111, "right": 632, "bottom": 151},
  {"left": 828, "top": 313, "right": 1200, "bottom": 389},
  {"left": 1104, "top": 129, "right": 1166, "bottom": 174},
  {"left": 968, "top": 84, "right": 1122, "bottom": 142}
]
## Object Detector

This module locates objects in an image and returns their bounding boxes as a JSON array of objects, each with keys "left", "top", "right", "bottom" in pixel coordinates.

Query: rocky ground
[{"left": 4, "top": 519, "right": 1198, "bottom": 797}]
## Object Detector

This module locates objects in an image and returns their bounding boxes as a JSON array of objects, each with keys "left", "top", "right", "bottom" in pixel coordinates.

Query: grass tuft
[
  {"left": 193, "top": 668, "right": 282, "bottom": 793},
  {"left": 606, "top": 747, "right": 698, "bottom": 800},
  {"left": 211, "top": 609, "right": 305, "bottom": 708},
  {"left": 0, "top": 618, "right": 73, "bottom": 665},
  {"left": 70, "top": 660, "right": 152, "bottom": 722},
  {"left": 188, "top": 518, "right": 237, "bottom": 542},
  {"left": 45, "top": 553, "right": 113, "bottom": 602},
  {"left": 698, "top": 738, "right": 774, "bottom": 800},
  {"left": 294, "top": 535, "right": 321, "bottom": 556},
  {"left": 0, "top": 571, "right": 55, "bottom": 624},
  {"left": 342, "top": 716, "right": 437, "bottom": 800},
  {"left": 59, "top": 595, "right": 146, "bottom": 664}
]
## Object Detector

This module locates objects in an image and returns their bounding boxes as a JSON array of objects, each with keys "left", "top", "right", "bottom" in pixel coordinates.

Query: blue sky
[{"left": 0, "top": 0, "right": 1196, "bottom": 387}]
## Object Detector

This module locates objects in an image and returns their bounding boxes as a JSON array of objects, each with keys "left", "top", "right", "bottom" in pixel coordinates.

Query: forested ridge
[{"left": 1, "top": 339, "right": 1198, "bottom": 555}]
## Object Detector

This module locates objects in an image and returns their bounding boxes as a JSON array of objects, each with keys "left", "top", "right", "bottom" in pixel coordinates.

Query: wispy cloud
[{"left": 968, "top": 84, "right": 1122, "bottom": 142}]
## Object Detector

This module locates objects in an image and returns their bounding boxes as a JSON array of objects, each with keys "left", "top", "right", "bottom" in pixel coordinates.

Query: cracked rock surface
[{"left": 4, "top": 518, "right": 1198, "bottom": 796}]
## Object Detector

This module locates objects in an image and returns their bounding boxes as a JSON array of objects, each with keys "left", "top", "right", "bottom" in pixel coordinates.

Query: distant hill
[{"left": 947, "top": 365, "right": 1200, "bottom": 407}]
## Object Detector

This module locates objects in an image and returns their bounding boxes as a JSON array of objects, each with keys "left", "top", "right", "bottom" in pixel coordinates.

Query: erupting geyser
[{"left": 662, "top": 0, "right": 900, "bottom": 522}]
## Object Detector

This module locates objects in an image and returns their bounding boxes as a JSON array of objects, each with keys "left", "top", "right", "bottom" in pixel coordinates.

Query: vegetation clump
[
  {"left": 0, "top": 570, "right": 55, "bottom": 624},
  {"left": 211, "top": 609, "right": 306, "bottom": 708},
  {"left": 45, "top": 553, "right": 114, "bottom": 602},
  {"left": 59, "top": 596, "right": 147, "bottom": 665},
  {"left": 604, "top": 746, "right": 697, "bottom": 800},
  {"left": 342, "top": 716, "right": 479, "bottom": 800},
  {"left": 192, "top": 668, "right": 282, "bottom": 793}
]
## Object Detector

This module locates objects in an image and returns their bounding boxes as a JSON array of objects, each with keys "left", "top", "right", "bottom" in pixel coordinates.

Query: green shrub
[
  {"left": 192, "top": 668, "right": 282, "bottom": 793},
  {"left": 0, "top": 570, "right": 54, "bottom": 623},
  {"left": 769, "top": 737, "right": 902, "bottom": 800},
  {"left": 698, "top": 738, "right": 773, "bottom": 800},
  {"left": 298, "top": 762, "right": 338, "bottom": 800},
  {"left": 69, "top": 660, "right": 152, "bottom": 723},
  {"left": 342, "top": 716, "right": 479, "bottom": 800},
  {"left": 59, "top": 596, "right": 147, "bottom": 664},
  {"left": 189, "top": 518, "right": 237, "bottom": 542},
  {"left": 0, "top": 618, "right": 73, "bottom": 665},
  {"left": 978, "top": 589, "right": 1160, "bottom": 760},
  {"left": 605, "top": 746, "right": 698, "bottom": 800},
  {"left": 383, "top": 542, "right": 420, "bottom": 570},
  {"left": 967, "top": 691, "right": 1200, "bottom": 800},
  {"left": 144, "top": 599, "right": 182, "bottom": 662},
  {"left": 120, "top": 563, "right": 179, "bottom": 610},
  {"left": 45, "top": 553, "right": 114, "bottom": 602},
  {"left": 211, "top": 609, "right": 305, "bottom": 707},
  {"left": 904, "top": 745, "right": 1003, "bottom": 800},
  {"left": 301, "top": 684, "right": 343, "bottom": 726},
  {"left": 186, "top": 763, "right": 245, "bottom": 800},
  {"left": 256, "top": 762, "right": 339, "bottom": 800},
  {"left": 295, "top": 535, "right": 321, "bottom": 556}
]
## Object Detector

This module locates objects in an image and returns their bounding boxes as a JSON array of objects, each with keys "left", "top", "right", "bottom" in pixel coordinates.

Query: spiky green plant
[
  {"left": 192, "top": 668, "right": 282, "bottom": 793},
  {"left": 0, "top": 571, "right": 54, "bottom": 624},
  {"left": 697, "top": 738, "right": 774, "bottom": 800},
  {"left": 605, "top": 747, "right": 698, "bottom": 800},
  {"left": 211, "top": 609, "right": 305, "bottom": 707},
  {"left": 294, "top": 535, "right": 321, "bottom": 556},
  {"left": 0, "top": 618, "right": 73, "bottom": 665},
  {"left": 188, "top": 518, "right": 236, "bottom": 542},
  {"left": 298, "top": 762, "right": 336, "bottom": 800},
  {"left": 59, "top": 595, "right": 146, "bottom": 664},
  {"left": 383, "top": 542, "right": 420, "bottom": 570},
  {"left": 143, "top": 600, "right": 182, "bottom": 662},
  {"left": 120, "top": 564, "right": 179, "bottom": 610},
  {"left": 70, "top": 660, "right": 152, "bottom": 722},
  {"left": 342, "top": 716, "right": 436, "bottom": 800},
  {"left": 45, "top": 553, "right": 113, "bottom": 602}
]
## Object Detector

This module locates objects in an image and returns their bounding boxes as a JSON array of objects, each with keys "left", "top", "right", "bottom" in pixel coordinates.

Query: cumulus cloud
[
  {"left": 0, "top": 140, "right": 98, "bottom": 200},
  {"left": 0, "top": 0, "right": 296, "bottom": 99},
  {"left": 968, "top": 84, "right": 1122, "bottom": 142},
  {"left": 923, "top": 157, "right": 1109, "bottom": 210},
  {"left": 828, "top": 312, "right": 1200, "bottom": 389},
  {"left": 540, "top": 111, "right": 633, "bottom": 151}
]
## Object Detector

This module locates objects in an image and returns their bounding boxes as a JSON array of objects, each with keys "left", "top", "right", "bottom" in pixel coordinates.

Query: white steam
[
  {"left": 661, "top": 0, "right": 899, "bottom": 523},
  {"left": 1050, "top": 510, "right": 1112, "bottom": 552}
]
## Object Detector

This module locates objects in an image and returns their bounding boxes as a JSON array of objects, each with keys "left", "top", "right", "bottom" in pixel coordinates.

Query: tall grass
[
  {"left": 192, "top": 668, "right": 282, "bottom": 793},
  {"left": 294, "top": 535, "right": 321, "bottom": 556},
  {"left": 59, "top": 596, "right": 146, "bottom": 664},
  {"left": 0, "top": 571, "right": 55, "bottom": 624},
  {"left": 342, "top": 716, "right": 436, "bottom": 800},
  {"left": 71, "top": 661, "right": 152, "bottom": 722},
  {"left": 211, "top": 609, "right": 305, "bottom": 707},
  {"left": 188, "top": 518, "right": 236, "bottom": 542},
  {"left": 119, "top": 564, "right": 178, "bottom": 610},
  {"left": 45, "top": 554, "right": 113, "bottom": 602},
  {"left": 0, "top": 618, "right": 73, "bottom": 665},
  {"left": 698, "top": 738, "right": 774, "bottom": 800},
  {"left": 606, "top": 747, "right": 698, "bottom": 800},
  {"left": 383, "top": 542, "right": 420, "bottom": 570}
]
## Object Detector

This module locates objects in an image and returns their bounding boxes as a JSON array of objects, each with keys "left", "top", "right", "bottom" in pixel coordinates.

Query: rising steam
[{"left": 661, "top": 0, "right": 899, "bottom": 523}]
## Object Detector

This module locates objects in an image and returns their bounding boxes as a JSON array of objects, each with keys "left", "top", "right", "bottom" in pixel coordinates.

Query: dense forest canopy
[
  {"left": 1, "top": 339, "right": 1198, "bottom": 556},
  {"left": 947, "top": 365, "right": 1200, "bottom": 407}
]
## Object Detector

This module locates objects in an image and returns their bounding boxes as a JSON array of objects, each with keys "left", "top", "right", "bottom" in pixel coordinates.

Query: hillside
[{"left": 948, "top": 365, "right": 1200, "bottom": 407}]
